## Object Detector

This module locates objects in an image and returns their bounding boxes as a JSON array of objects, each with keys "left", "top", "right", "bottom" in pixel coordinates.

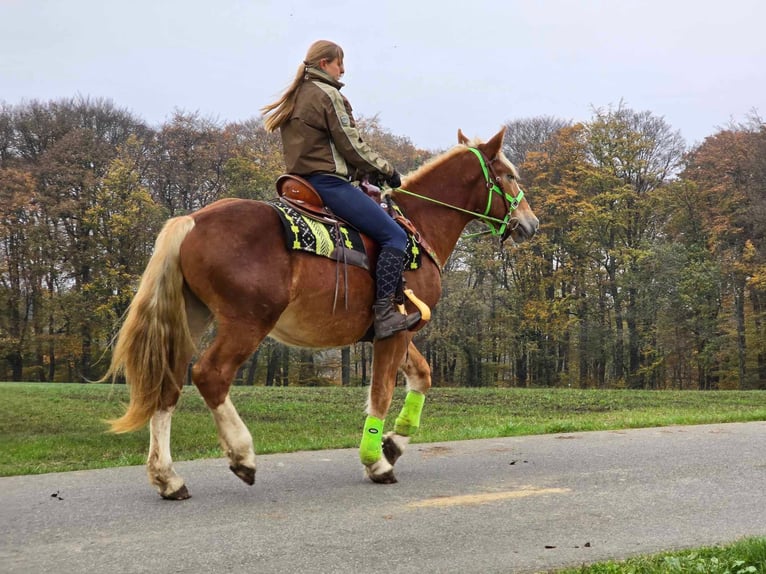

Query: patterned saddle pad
[{"left": 269, "top": 200, "right": 421, "bottom": 271}]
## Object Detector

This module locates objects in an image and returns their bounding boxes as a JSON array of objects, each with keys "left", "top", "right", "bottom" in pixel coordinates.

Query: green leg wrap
[
  {"left": 394, "top": 391, "right": 425, "bottom": 437},
  {"left": 359, "top": 416, "right": 384, "bottom": 465}
]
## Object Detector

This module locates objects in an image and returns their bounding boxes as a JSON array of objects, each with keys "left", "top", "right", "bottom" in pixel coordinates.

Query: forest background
[{"left": 1, "top": 97, "right": 764, "bottom": 390}]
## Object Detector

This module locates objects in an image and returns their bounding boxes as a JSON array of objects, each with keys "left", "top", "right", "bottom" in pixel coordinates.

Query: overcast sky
[{"left": 2, "top": 0, "right": 764, "bottom": 150}]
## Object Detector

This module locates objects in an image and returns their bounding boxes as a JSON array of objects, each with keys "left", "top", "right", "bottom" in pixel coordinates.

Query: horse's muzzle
[{"left": 502, "top": 215, "right": 539, "bottom": 243}]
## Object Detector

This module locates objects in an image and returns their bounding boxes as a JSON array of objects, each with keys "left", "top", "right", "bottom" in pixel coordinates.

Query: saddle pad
[{"left": 269, "top": 200, "right": 421, "bottom": 271}]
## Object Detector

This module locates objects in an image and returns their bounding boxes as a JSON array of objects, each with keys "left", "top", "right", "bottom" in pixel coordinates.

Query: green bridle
[
  {"left": 393, "top": 147, "right": 525, "bottom": 239},
  {"left": 466, "top": 147, "right": 525, "bottom": 237}
]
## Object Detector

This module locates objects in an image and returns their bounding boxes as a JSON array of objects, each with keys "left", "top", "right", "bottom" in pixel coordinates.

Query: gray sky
[{"left": 2, "top": 0, "right": 764, "bottom": 150}]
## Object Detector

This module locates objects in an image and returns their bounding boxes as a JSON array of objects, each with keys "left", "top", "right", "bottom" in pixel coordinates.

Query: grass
[
  {"left": 548, "top": 536, "right": 766, "bottom": 573},
  {"left": 2, "top": 382, "right": 766, "bottom": 477}
]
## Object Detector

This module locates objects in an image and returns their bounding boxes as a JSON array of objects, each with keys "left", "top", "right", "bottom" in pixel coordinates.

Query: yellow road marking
[{"left": 407, "top": 487, "right": 570, "bottom": 509}]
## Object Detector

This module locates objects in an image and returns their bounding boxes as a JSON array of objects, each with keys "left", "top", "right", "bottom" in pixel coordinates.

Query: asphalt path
[{"left": 2, "top": 422, "right": 766, "bottom": 574}]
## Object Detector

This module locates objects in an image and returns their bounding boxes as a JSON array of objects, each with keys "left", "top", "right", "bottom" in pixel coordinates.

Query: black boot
[
  {"left": 373, "top": 296, "right": 421, "bottom": 339},
  {"left": 373, "top": 247, "right": 421, "bottom": 339}
]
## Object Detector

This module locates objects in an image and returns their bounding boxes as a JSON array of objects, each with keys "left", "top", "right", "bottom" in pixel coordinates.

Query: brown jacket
[{"left": 280, "top": 67, "right": 395, "bottom": 179}]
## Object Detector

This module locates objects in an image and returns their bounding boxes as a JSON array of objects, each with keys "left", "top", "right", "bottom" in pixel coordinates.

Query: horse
[{"left": 104, "top": 126, "right": 539, "bottom": 499}]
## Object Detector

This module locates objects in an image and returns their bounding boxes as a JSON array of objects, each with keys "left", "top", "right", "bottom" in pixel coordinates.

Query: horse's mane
[
  {"left": 405, "top": 145, "right": 464, "bottom": 183},
  {"left": 405, "top": 139, "right": 520, "bottom": 184}
]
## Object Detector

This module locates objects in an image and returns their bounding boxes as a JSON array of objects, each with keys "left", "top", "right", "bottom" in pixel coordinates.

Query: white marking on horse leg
[
  {"left": 365, "top": 456, "right": 396, "bottom": 484},
  {"left": 386, "top": 433, "right": 410, "bottom": 453},
  {"left": 211, "top": 395, "right": 256, "bottom": 472},
  {"left": 403, "top": 363, "right": 429, "bottom": 395},
  {"left": 147, "top": 408, "right": 186, "bottom": 497}
]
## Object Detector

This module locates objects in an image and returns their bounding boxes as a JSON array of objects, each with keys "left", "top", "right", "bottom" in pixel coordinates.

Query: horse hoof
[
  {"left": 369, "top": 469, "right": 398, "bottom": 484},
  {"left": 161, "top": 485, "right": 191, "bottom": 500},
  {"left": 230, "top": 464, "right": 256, "bottom": 485},
  {"left": 382, "top": 436, "right": 403, "bottom": 465}
]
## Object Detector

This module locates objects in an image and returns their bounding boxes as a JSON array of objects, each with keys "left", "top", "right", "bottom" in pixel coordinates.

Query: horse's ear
[
  {"left": 457, "top": 129, "right": 470, "bottom": 145},
  {"left": 481, "top": 126, "right": 507, "bottom": 158}
]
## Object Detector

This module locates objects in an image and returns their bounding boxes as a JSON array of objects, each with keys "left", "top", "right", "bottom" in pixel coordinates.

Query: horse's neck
[{"left": 397, "top": 176, "right": 476, "bottom": 265}]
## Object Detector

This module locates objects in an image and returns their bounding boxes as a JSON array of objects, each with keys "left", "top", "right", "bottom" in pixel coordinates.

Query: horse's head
[{"left": 457, "top": 127, "right": 539, "bottom": 243}]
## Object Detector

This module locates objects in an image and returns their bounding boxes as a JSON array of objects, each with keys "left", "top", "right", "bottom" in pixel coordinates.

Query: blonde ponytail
[{"left": 260, "top": 40, "right": 344, "bottom": 132}]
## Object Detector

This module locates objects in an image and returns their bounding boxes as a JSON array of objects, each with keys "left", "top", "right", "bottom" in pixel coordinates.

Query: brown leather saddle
[
  {"left": 275, "top": 174, "right": 338, "bottom": 222},
  {"left": 275, "top": 174, "right": 442, "bottom": 273}
]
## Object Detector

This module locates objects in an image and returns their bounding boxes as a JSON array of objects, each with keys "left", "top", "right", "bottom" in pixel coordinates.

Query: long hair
[{"left": 261, "top": 40, "right": 344, "bottom": 133}]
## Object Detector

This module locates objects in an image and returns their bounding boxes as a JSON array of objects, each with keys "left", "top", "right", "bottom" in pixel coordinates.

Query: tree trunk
[
  {"left": 733, "top": 276, "right": 747, "bottom": 389},
  {"left": 341, "top": 347, "right": 350, "bottom": 386},
  {"left": 626, "top": 287, "right": 642, "bottom": 388}
]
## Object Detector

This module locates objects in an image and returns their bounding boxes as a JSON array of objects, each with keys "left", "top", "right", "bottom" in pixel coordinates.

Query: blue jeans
[{"left": 305, "top": 174, "right": 408, "bottom": 252}]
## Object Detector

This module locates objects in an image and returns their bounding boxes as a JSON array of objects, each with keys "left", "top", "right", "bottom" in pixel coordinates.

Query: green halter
[{"left": 466, "top": 147, "right": 525, "bottom": 237}]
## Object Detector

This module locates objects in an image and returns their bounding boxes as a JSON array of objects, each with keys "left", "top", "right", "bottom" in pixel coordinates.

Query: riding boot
[
  {"left": 373, "top": 247, "right": 421, "bottom": 339},
  {"left": 373, "top": 296, "right": 420, "bottom": 339}
]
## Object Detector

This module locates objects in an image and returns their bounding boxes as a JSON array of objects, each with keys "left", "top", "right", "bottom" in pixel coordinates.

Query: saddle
[
  {"left": 275, "top": 174, "right": 441, "bottom": 271},
  {"left": 272, "top": 174, "right": 433, "bottom": 326},
  {"left": 276, "top": 174, "right": 385, "bottom": 222},
  {"left": 275, "top": 174, "right": 337, "bottom": 221}
]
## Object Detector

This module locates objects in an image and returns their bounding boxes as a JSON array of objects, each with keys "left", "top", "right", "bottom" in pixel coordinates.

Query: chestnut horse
[{"left": 105, "top": 126, "right": 538, "bottom": 499}]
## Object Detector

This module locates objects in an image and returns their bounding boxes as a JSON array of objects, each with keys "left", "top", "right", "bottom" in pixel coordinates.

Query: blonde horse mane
[{"left": 404, "top": 132, "right": 519, "bottom": 185}]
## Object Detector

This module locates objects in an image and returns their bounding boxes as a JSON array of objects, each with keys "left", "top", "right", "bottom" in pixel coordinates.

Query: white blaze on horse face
[
  {"left": 212, "top": 395, "right": 256, "bottom": 470},
  {"left": 496, "top": 151, "right": 539, "bottom": 239}
]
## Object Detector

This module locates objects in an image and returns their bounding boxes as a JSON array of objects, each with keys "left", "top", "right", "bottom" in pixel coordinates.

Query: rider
[{"left": 261, "top": 39, "right": 420, "bottom": 339}]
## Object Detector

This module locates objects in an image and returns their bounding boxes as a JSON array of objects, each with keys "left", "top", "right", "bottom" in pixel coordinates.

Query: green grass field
[
  {"left": 2, "top": 382, "right": 766, "bottom": 476},
  {"left": 2, "top": 382, "right": 765, "bottom": 573}
]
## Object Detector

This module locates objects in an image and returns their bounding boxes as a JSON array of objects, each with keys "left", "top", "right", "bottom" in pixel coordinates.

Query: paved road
[{"left": 2, "top": 422, "right": 766, "bottom": 573}]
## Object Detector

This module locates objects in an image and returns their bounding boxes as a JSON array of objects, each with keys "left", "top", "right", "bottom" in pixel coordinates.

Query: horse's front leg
[
  {"left": 361, "top": 335, "right": 410, "bottom": 484},
  {"left": 382, "top": 342, "right": 430, "bottom": 467}
]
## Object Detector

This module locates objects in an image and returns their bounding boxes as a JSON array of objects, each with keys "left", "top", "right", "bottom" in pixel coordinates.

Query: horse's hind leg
[
  {"left": 148, "top": 401, "right": 188, "bottom": 500},
  {"left": 382, "top": 342, "right": 431, "bottom": 467},
  {"left": 192, "top": 320, "right": 265, "bottom": 486},
  {"left": 147, "top": 292, "right": 210, "bottom": 500},
  {"left": 147, "top": 362, "right": 194, "bottom": 499}
]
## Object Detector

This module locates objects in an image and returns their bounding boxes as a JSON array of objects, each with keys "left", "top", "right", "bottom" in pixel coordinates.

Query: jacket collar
[{"left": 305, "top": 66, "right": 344, "bottom": 90}]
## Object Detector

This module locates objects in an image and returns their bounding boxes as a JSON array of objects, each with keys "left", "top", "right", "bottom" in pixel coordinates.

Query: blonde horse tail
[{"left": 103, "top": 215, "right": 197, "bottom": 433}]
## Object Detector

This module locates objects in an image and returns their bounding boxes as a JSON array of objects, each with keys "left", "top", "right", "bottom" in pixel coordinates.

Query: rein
[{"left": 393, "top": 147, "right": 525, "bottom": 240}]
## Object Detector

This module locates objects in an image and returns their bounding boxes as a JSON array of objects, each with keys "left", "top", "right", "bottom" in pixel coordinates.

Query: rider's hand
[{"left": 387, "top": 170, "right": 402, "bottom": 189}]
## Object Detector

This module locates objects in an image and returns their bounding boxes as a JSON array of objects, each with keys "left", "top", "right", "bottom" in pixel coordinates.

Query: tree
[
  {"left": 682, "top": 118, "right": 766, "bottom": 388},
  {"left": 221, "top": 118, "right": 284, "bottom": 200},
  {"left": 145, "top": 111, "right": 230, "bottom": 215},
  {"left": 585, "top": 102, "right": 685, "bottom": 387},
  {"left": 503, "top": 116, "right": 572, "bottom": 169},
  {"left": 0, "top": 167, "right": 37, "bottom": 380}
]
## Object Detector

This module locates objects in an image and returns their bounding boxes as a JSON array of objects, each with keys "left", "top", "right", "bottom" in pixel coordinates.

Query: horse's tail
[{"left": 104, "top": 215, "right": 197, "bottom": 433}]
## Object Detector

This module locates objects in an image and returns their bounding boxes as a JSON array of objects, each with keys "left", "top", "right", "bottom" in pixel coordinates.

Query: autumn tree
[
  {"left": 681, "top": 117, "right": 766, "bottom": 388},
  {"left": 585, "top": 103, "right": 685, "bottom": 387},
  {"left": 145, "top": 111, "right": 230, "bottom": 215},
  {"left": 221, "top": 119, "right": 284, "bottom": 200}
]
